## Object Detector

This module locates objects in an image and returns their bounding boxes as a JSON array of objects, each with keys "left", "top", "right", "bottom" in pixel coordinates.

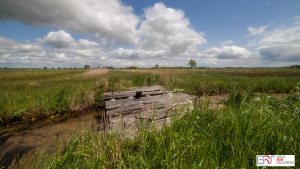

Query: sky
[{"left": 0, "top": 0, "right": 300, "bottom": 68}]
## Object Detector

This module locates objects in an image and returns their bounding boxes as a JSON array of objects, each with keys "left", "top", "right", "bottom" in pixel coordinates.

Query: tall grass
[
  {"left": 1, "top": 69, "right": 300, "bottom": 125},
  {"left": 0, "top": 69, "right": 99, "bottom": 124},
  {"left": 164, "top": 74, "right": 299, "bottom": 95},
  {"left": 2, "top": 69, "right": 300, "bottom": 168},
  {"left": 11, "top": 88, "right": 299, "bottom": 168}
]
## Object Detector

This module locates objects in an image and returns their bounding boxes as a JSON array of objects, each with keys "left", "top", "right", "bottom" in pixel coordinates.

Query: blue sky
[{"left": 0, "top": 0, "right": 300, "bottom": 68}]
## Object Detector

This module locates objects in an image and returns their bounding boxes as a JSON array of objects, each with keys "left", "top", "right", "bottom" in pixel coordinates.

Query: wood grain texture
[
  {"left": 101, "top": 85, "right": 167, "bottom": 101},
  {"left": 102, "top": 85, "right": 197, "bottom": 136}
]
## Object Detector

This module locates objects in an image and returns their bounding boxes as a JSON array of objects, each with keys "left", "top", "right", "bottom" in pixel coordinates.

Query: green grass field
[
  {"left": 1, "top": 68, "right": 300, "bottom": 168},
  {"left": 0, "top": 69, "right": 100, "bottom": 124},
  {"left": 1, "top": 68, "right": 300, "bottom": 125}
]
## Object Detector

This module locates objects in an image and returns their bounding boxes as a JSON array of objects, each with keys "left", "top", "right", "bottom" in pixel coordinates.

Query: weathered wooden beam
[
  {"left": 101, "top": 85, "right": 167, "bottom": 101},
  {"left": 102, "top": 85, "right": 197, "bottom": 135}
]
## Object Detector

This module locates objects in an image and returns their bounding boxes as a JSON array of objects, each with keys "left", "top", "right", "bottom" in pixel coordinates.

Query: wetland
[{"left": 1, "top": 67, "right": 300, "bottom": 168}]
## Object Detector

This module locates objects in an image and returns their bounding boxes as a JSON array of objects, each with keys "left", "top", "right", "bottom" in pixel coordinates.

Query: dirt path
[{"left": 82, "top": 68, "right": 109, "bottom": 76}]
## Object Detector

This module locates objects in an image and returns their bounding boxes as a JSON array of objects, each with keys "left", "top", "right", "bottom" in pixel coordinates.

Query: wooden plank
[
  {"left": 105, "top": 93, "right": 196, "bottom": 112},
  {"left": 102, "top": 91, "right": 166, "bottom": 100},
  {"left": 101, "top": 85, "right": 167, "bottom": 101},
  {"left": 102, "top": 85, "right": 197, "bottom": 134},
  {"left": 105, "top": 93, "right": 197, "bottom": 117}
]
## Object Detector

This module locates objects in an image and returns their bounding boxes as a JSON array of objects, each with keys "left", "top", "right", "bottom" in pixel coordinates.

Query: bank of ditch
[{"left": 8, "top": 86, "right": 300, "bottom": 168}]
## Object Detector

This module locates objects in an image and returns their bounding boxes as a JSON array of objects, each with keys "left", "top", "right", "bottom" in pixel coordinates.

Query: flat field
[
  {"left": 1, "top": 68, "right": 300, "bottom": 125},
  {"left": 1, "top": 68, "right": 300, "bottom": 168},
  {"left": 0, "top": 69, "right": 107, "bottom": 124}
]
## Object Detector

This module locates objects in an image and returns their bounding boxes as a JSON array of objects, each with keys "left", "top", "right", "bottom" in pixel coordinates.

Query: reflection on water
[{"left": 0, "top": 110, "right": 104, "bottom": 168}]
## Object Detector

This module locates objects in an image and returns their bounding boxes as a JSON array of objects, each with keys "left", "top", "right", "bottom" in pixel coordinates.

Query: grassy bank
[
  {"left": 13, "top": 87, "right": 300, "bottom": 168},
  {"left": 0, "top": 69, "right": 100, "bottom": 124},
  {"left": 1, "top": 68, "right": 300, "bottom": 125}
]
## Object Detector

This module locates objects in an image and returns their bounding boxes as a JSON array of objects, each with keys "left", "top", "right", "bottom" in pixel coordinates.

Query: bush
[{"left": 127, "top": 66, "right": 138, "bottom": 69}]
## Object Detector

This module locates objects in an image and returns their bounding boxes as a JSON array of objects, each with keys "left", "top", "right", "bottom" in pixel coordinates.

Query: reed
[
  {"left": 13, "top": 87, "right": 300, "bottom": 168},
  {"left": 1, "top": 68, "right": 300, "bottom": 125}
]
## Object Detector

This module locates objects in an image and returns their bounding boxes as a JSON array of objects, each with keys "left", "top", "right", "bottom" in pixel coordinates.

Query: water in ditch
[{"left": 0, "top": 110, "right": 105, "bottom": 168}]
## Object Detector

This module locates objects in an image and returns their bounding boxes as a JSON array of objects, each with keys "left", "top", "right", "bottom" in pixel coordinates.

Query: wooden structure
[{"left": 101, "top": 85, "right": 197, "bottom": 135}]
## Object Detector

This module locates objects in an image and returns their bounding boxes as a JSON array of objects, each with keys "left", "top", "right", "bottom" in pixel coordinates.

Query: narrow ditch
[{"left": 0, "top": 109, "right": 104, "bottom": 168}]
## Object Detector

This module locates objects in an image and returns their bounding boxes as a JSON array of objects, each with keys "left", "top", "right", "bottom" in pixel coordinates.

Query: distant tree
[
  {"left": 188, "top": 60, "right": 197, "bottom": 69},
  {"left": 4, "top": 67, "right": 7, "bottom": 69},
  {"left": 84, "top": 65, "right": 90, "bottom": 69},
  {"left": 51, "top": 67, "right": 54, "bottom": 69},
  {"left": 290, "top": 65, "right": 300, "bottom": 69},
  {"left": 155, "top": 63, "right": 159, "bottom": 69},
  {"left": 161, "top": 66, "right": 167, "bottom": 70},
  {"left": 44, "top": 66, "right": 47, "bottom": 70},
  {"left": 57, "top": 67, "right": 61, "bottom": 70},
  {"left": 129, "top": 66, "right": 138, "bottom": 69}
]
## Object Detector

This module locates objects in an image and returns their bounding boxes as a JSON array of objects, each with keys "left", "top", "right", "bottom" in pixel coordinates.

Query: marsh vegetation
[{"left": 1, "top": 68, "right": 300, "bottom": 168}]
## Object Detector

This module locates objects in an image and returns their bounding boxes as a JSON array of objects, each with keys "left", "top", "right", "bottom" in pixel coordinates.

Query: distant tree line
[
  {"left": 2, "top": 63, "right": 299, "bottom": 70},
  {"left": 290, "top": 65, "right": 300, "bottom": 69},
  {"left": 126, "top": 66, "right": 138, "bottom": 69}
]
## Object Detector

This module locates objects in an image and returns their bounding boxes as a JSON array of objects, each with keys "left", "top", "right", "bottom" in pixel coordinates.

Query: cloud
[
  {"left": 36, "top": 30, "right": 75, "bottom": 48},
  {"left": 0, "top": 37, "right": 48, "bottom": 67},
  {"left": 256, "top": 26, "right": 300, "bottom": 47},
  {"left": 0, "top": 0, "right": 140, "bottom": 45},
  {"left": 0, "top": 37, "right": 44, "bottom": 54},
  {"left": 5, "top": 2, "right": 289, "bottom": 68},
  {"left": 0, "top": 1, "right": 207, "bottom": 57},
  {"left": 219, "top": 40, "right": 234, "bottom": 46},
  {"left": 235, "top": 17, "right": 240, "bottom": 20},
  {"left": 0, "top": 34, "right": 295, "bottom": 68},
  {"left": 138, "top": 3, "right": 207, "bottom": 54},
  {"left": 246, "top": 16, "right": 300, "bottom": 62},
  {"left": 109, "top": 48, "right": 167, "bottom": 59},
  {"left": 0, "top": 31, "right": 103, "bottom": 67},
  {"left": 258, "top": 46, "right": 300, "bottom": 62},
  {"left": 77, "top": 39, "right": 101, "bottom": 48},
  {"left": 196, "top": 46, "right": 251, "bottom": 59},
  {"left": 246, "top": 26, "right": 267, "bottom": 37},
  {"left": 34, "top": 30, "right": 102, "bottom": 57}
]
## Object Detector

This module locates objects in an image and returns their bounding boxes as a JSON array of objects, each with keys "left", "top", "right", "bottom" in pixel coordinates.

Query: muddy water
[{"left": 0, "top": 110, "right": 105, "bottom": 168}]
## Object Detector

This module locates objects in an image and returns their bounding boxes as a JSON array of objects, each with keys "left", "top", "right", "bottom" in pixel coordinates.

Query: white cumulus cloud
[
  {"left": 0, "top": 37, "right": 44, "bottom": 54},
  {"left": 138, "top": 3, "right": 207, "bottom": 54},
  {"left": 197, "top": 46, "right": 251, "bottom": 59},
  {"left": 36, "top": 30, "right": 76, "bottom": 48},
  {"left": 247, "top": 15, "right": 300, "bottom": 62},
  {"left": 219, "top": 40, "right": 234, "bottom": 46},
  {"left": 246, "top": 26, "right": 267, "bottom": 37},
  {"left": 0, "top": 0, "right": 140, "bottom": 45}
]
